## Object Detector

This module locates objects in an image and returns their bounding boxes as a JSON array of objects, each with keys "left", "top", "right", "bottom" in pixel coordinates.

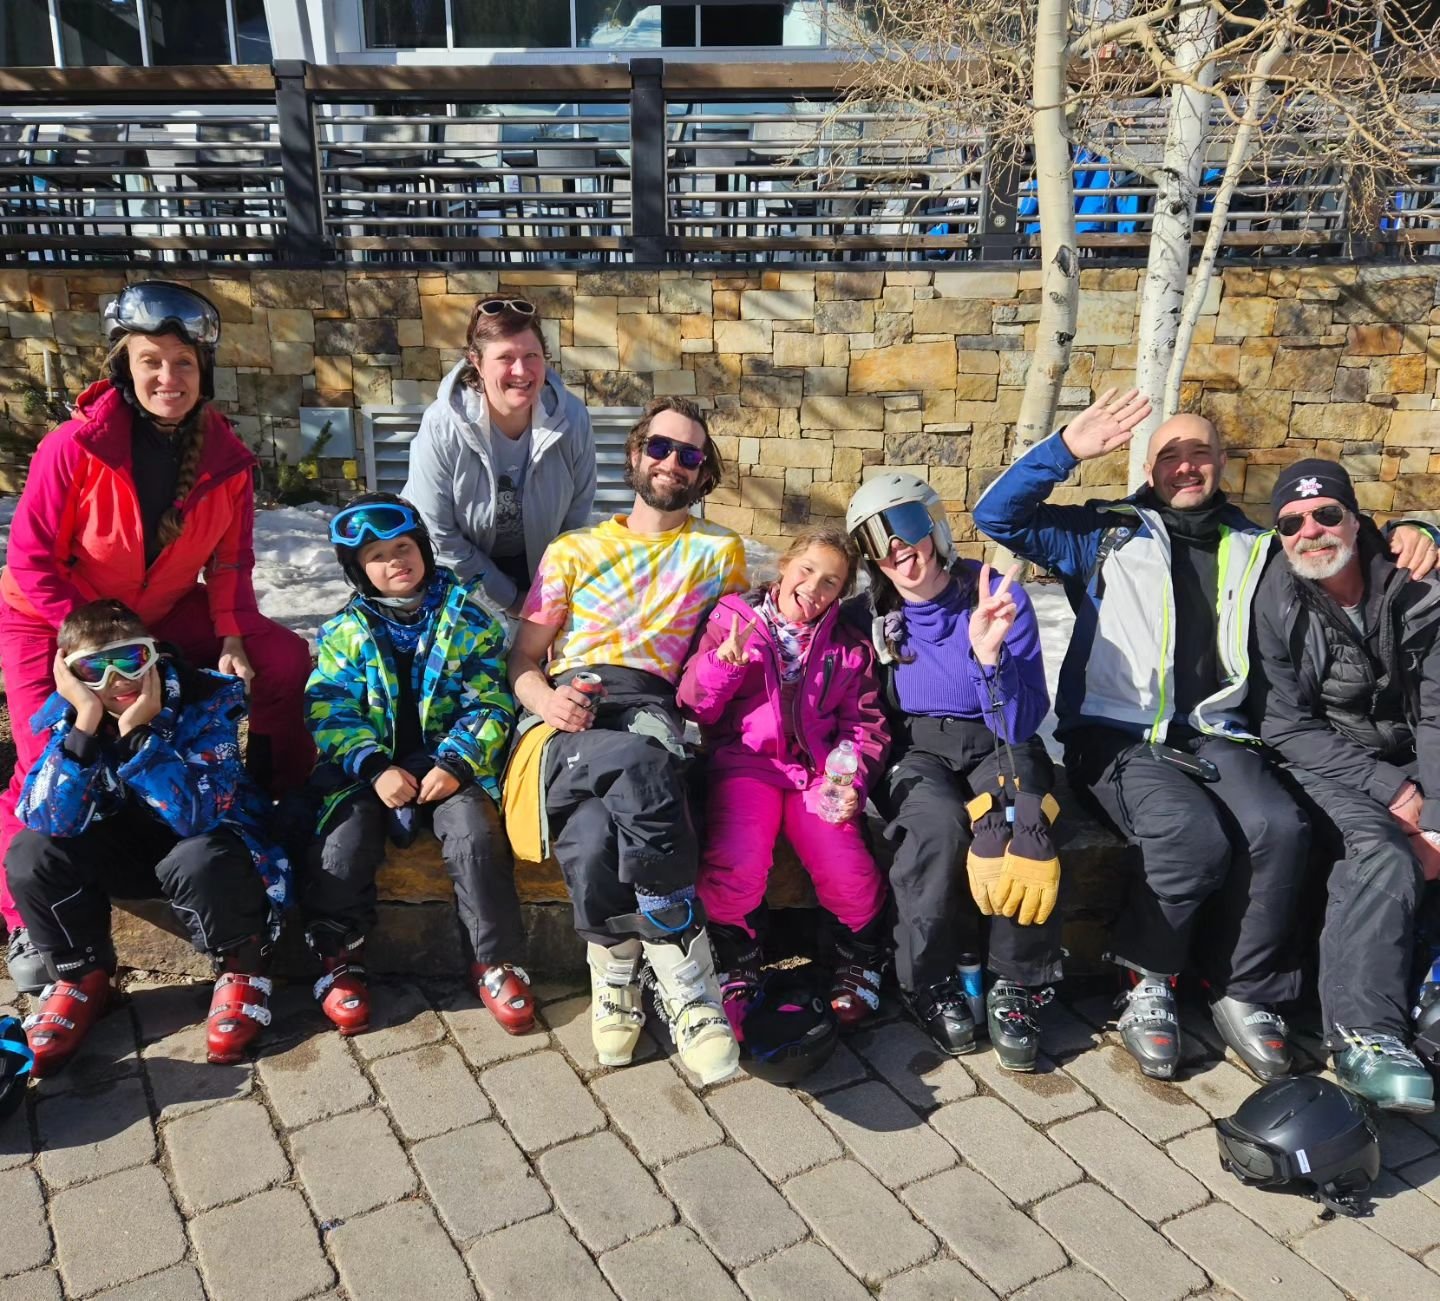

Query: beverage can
[{"left": 571, "top": 671, "right": 606, "bottom": 710}]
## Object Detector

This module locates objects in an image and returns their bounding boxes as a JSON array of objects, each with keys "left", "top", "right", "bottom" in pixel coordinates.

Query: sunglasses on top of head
[
  {"left": 476, "top": 298, "right": 536, "bottom": 317},
  {"left": 1275, "top": 504, "right": 1348, "bottom": 538},
  {"left": 643, "top": 435, "right": 707, "bottom": 471},
  {"left": 63, "top": 637, "right": 160, "bottom": 688}
]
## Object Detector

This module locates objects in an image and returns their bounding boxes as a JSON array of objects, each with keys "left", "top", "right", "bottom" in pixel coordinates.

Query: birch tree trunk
[
  {"left": 1129, "top": 4, "right": 1218, "bottom": 488},
  {"left": 1012, "top": 0, "right": 1078, "bottom": 457},
  {"left": 1165, "top": 1, "right": 1299, "bottom": 419}
]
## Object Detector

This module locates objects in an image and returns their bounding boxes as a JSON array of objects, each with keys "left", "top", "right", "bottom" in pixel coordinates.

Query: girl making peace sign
[
  {"left": 678, "top": 526, "right": 890, "bottom": 1036},
  {"left": 846, "top": 473, "right": 1064, "bottom": 1072}
]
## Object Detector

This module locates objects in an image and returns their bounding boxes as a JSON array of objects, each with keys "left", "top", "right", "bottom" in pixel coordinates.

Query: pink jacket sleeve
[
  {"left": 677, "top": 603, "right": 755, "bottom": 726},
  {"left": 5, "top": 427, "right": 91, "bottom": 629},
  {"left": 830, "top": 639, "right": 890, "bottom": 803}
]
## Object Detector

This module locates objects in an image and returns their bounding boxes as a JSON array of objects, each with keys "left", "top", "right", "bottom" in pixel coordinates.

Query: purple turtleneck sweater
[{"left": 892, "top": 569, "right": 1050, "bottom": 743}]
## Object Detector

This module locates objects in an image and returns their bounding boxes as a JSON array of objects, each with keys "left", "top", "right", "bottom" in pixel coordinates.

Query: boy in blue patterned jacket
[
  {"left": 304, "top": 494, "right": 526, "bottom": 1036},
  {"left": 7, "top": 599, "right": 291, "bottom": 1078}
]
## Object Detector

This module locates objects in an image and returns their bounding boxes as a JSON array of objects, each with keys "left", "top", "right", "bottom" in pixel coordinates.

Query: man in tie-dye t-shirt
[{"left": 508, "top": 397, "right": 747, "bottom": 1083}]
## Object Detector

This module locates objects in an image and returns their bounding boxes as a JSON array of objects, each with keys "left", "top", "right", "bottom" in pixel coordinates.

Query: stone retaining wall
[{"left": 2, "top": 264, "right": 1437, "bottom": 551}]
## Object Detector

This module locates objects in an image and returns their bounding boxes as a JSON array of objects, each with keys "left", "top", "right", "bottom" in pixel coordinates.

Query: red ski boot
[
  {"left": 23, "top": 968, "right": 113, "bottom": 1079},
  {"left": 314, "top": 940, "right": 370, "bottom": 1036},
  {"left": 207, "top": 941, "right": 273, "bottom": 1064},
  {"left": 472, "top": 962, "right": 534, "bottom": 1035}
]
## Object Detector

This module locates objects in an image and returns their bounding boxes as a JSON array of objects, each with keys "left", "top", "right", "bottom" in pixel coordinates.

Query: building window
[
  {"left": 363, "top": 0, "right": 833, "bottom": 50},
  {"left": 47, "top": 0, "right": 271, "bottom": 66},
  {"left": 362, "top": 0, "right": 447, "bottom": 49},
  {"left": 145, "top": 0, "right": 232, "bottom": 64},
  {"left": 453, "top": 0, "right": 570, "bottom": 48},
  {"left": 58, "top": 0, "right": 143, "bottom": 67},
  {"left": 1, "top": 0, "right": 57, "bottom": 65}
]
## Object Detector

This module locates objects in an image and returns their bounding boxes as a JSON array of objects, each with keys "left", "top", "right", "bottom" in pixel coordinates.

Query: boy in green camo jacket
[{"left": 302, "top": 493, "right": 532, "bottom": 1037}]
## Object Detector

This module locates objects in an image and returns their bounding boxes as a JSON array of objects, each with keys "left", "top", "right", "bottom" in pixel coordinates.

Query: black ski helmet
[
  {"left": 103, "top": 280, "right": 221, "bottom": 402},
  {"left": 0, "top": 1015, "right": 33, "bottom": 1122},
  {"left": 1215, "top": 1076, "right": 1380, "bottom": 1217},
  {"left": 739, "top": 968, "right": 839, "bottom": 1086},
  {"left": 330, "top": 492, "right": 437, "bottom": 598}
]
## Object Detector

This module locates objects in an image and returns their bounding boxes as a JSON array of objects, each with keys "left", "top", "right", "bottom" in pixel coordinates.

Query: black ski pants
[
  {"left": 1064, "top": 724, "right": 1309, "bottom": 1003},
  {"left": 7, "top": 803, "right": 267, "bottom": 973},
  {"left": 1286, "top": 767, "right": 1424, "bottom": 1045},
  {"left": 875, "top": 716, "right": 1064, "bottom": 992},
  {"left": 543, "top": 706, "right": 698, "bottom": 946},
  {"left": 303, "top": 782, "right": 522, "bottom": 964}
]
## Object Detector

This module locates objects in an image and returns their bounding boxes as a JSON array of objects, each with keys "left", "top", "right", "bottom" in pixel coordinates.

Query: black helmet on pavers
[
  {"left": 329, "top": 492, "right": 437, "bottom": 599},
  {"left": 1216, "top": 1077, "right": 1380, "bottom": 1217},
  {"left": 0, "top": 1015, "right": 33, "bottom": 1121},
  {"left": 740, "top": 969, "right": 839, "bottom": 1086}
]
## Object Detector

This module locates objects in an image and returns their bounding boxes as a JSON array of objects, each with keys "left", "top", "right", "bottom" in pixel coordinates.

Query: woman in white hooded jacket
[{"left": 404, "top": 296, "right": 596, "bottom": 617}]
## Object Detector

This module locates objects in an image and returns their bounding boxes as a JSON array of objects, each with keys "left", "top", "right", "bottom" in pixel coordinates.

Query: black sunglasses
[
  {"left": 1276, "top": 504, "right": 1348, "bottom": 537},
  {"left": 476, "top": 298, "right": 536, "bottom": 317},
  {"left": 644, "top": 435, "right": 707, "bottom": 471}
]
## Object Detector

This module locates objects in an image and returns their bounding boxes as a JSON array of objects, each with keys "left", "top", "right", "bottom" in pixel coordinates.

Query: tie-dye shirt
[{"left": 522, "top": 515, "right": 748, "bottom": 684}]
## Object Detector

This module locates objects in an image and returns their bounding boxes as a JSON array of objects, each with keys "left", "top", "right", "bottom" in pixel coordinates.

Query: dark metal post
[
  {"left": 273, "top": 59, "right": 331, "bottom": 263},
  {"left": 977, "top": 144, "right": 1023, "bottom": 262},
  {"left": 629, "top": 58, "right": 667, "bottom": 264}
]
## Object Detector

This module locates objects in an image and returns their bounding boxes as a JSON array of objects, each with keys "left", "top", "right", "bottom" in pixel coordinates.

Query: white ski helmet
[{"left": 845, "top": 472, "right": 955, "bottom": 566}]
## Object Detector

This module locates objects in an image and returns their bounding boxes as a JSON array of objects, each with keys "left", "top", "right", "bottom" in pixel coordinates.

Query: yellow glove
[
  {"left": 964, "top": 790, "right": 1010, "bottom": 916},
  {"left": 991, "top": 790, "right": 1061, "bottom": 926}
]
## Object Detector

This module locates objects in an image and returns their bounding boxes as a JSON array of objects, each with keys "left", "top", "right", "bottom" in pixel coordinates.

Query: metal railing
[{"left": 0, "top": 60, "right": 1436, "bottom": 267}]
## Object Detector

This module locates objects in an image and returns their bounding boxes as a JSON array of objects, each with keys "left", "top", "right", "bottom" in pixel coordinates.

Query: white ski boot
[
  {"left": 587, "top": 940, "right": 645, "bottom": 1067},
  {"left": 643, "top": 929, "right": 739, "bottom": 1086}
]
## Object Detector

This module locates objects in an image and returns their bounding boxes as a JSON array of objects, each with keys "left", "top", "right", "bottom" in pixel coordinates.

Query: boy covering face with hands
[{"left": 6, "top": 599, "right": 291, "bottom": 1077}]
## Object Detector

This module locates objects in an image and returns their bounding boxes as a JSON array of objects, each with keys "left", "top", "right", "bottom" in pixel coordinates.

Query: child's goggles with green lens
[
  {"left": 329, "top": 502, "right": 420, "bottom": 547},
  {"left": 63, "top": 637, "right": 160, "bottom": 687}
]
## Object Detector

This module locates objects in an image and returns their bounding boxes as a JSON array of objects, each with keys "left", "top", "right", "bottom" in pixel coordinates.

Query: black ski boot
[
  {"left": 1115, "top": 974, "right": 1181, "bottom": 1080},
  {"left": 986, "top": 981, "right": 1052, "bottom": 1072},
  {"left": 903, "top": 975, "right": 978, "bottom": 1056},
  {"left": 710, "top": 923, "right": 763, "bottom": 1043},
  {"left": 1209, "top": 996, "right": 1292, "bottom": 1081}
]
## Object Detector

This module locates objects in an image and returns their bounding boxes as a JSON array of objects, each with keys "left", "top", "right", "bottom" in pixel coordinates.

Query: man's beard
[
  {"left": 1289, "top": 534, "right": 1354, "bottom": 582},
  {"left": 634, "top": 465, "right": 703, "bottom": 512}
]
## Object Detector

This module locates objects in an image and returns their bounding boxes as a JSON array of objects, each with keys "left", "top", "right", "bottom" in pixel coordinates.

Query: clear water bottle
[
  {"left": 817, "top": 740, "right": 860, "bottom": 824},
  {"left": 957, "top": 953, "right": 986, "bottom": 1031}
]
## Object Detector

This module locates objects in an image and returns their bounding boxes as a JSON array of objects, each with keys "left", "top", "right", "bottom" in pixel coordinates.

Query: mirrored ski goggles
[
  {"left": 852, "top": 501, "right": 936, "bottom": 561},
  {"left": 330, "top": 502, "right": 420, "bottom": 547},
  {"left": 476, "top": 297, "right": 536, "bottom": 317},
  {"left": 103, "top": 282, "right": 221, "bottom": 347},
  {"left": 1275, "top": 504, "right": 1348, "bottom": 537},
  {"left": 63, "top": 637, "right": 160, "bottom": 687}
]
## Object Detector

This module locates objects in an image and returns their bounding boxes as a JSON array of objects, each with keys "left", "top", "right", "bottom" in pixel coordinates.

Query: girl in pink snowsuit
[{"left": 678, "top": 526, "right": 889, "bottom": 1029}]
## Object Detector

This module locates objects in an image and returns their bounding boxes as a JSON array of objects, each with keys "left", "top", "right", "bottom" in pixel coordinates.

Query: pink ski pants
[{"left": 697, "top": 773, "right": 886, "bottom": 936}]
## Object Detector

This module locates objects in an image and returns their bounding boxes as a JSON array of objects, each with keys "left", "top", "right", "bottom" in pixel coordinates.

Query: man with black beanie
[
  {"left": 975, "top": 391, "right": 1437, "bottom": 1084},
  {"left": 1249, "top": 458, "right": 1440, "bottom": 1113}
]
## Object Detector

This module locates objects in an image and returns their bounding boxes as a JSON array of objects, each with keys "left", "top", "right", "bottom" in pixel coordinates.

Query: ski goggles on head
[
  {"left": 852, "top": 500, "right": 937, "bottom": 562},
  {"left": 330, "top": 502, "right": 420, "bottom": 547},
  {"left": 476, "top": 297, "right": 536, "bottom": 317},
  {"left": 63, "top": 637, "right": 160, "bottom": 688},
  {"left": 102, "top": 281, "right": 221, "bottom": 347}
]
